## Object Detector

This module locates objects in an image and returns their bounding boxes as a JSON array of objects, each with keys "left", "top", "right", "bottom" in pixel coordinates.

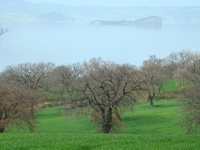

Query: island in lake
[{"left": 90, "top": 16, "right": 162, "bottom": 28}]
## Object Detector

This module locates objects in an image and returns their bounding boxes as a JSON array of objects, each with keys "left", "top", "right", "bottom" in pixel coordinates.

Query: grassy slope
[
  {"left": 162, "top": 79, "right": 182, "bottom": 92},
  {"left": 10, "top": 100, "right": 184, "bottom": 134},
  {"left": 123, "top": 100, "right": 184, "bottom": 135},
  {"left": 34, "top": 100, "right": 189, "bottom": 135},
  {"left": 1, "top": 100, "right": 200, "bottom": 149}
]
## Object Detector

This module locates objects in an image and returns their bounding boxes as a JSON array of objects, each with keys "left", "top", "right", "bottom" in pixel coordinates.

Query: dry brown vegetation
[{"left": 0, "top": 85, "right": 44, "bottom": 133}]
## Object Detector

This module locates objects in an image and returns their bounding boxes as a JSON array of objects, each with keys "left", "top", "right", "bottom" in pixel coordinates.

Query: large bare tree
[
  {"left": 141, "top": 55, "right": 166, "bottom": 106},
  {"left": 59, "top": 58, "right": 143, "bottom": 133},
  {"left": 3, "top": 62, "right": 55, "bottom": 91},
  {"left": 0, "top": 84, "right": 44, "bottom": 133},
  {"left": 172, "top": 50, "right": 200, "bottom": 133}
]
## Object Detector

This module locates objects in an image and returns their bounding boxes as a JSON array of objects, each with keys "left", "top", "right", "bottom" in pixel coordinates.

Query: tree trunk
[
  {"left": 0, "top": 127, "right": 5, "bottom": 133},
  {"left": 100, "top": 107, "right": 106, "bottom": 131},
  {"left": 148, "top": 91, "right": 155, "bottom": 107},
  {"left": 149, "top": 95, "right": 154, "bottom": 107},
  {"left": 150, "top": 97, "right": 154, "bottom": 107},
  {"left": 114, "top": 107, "right": 122, "bottom": 121},
  {"left": 0, "top": 113, "right": 5, "bottom": 133},
  {"left": 102, "top": 107, "right": 112, "bottom": 133}
]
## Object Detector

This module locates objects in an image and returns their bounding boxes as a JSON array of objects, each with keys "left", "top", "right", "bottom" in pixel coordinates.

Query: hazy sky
[{"left": 26, "top": 0, "right": 200, "bottom": 7}]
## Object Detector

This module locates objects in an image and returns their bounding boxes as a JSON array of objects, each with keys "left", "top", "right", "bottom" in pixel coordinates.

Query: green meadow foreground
[{"left": 1, "top": 100, "right": 200, "bottom": 150}]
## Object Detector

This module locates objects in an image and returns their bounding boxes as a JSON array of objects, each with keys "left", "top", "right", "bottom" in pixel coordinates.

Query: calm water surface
[{"left": 0, "top": 22, "right": 200, "bottom": 70}]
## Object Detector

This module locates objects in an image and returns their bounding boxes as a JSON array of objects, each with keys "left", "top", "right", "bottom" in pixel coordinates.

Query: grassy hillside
[
  {"left": 162, "top": 79, "right": 182, "bottom": 92},
  {"left": 9, "top": 100, "right": 184, "bottom": 134},
  {"left": 1, "top": 100, "right": 200, "bottom": 150}
]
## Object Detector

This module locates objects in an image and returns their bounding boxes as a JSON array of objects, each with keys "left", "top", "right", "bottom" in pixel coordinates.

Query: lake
[{"left": 0, "top": 21, "right": 200, "bottom": 71}]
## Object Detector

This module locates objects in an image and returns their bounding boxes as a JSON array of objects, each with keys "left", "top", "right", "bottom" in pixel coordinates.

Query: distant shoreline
[{"left": 90, "top": 16, "right": 162, "bottom": 29}]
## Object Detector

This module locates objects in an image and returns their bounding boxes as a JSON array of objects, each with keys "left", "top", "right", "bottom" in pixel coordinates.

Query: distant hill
[
  {"left": 91, "top": 16, "right": 162, "bottom": 29},
  {"left": 0, "top": 0, "right": 200, "bottom": 24},
  {"left": 38, "top": 12, "right": 74, "bottom": 22}
]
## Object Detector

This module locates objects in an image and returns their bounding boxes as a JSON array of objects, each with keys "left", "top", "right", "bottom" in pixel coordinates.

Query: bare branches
[
  {"left": 170, "top": 50, "right": 200, "bottom": 133},
  {"left": 3, "top": 62, "right": 55, "bottom": 91},
  {"left": 141, "top": 55, "right": 166, "bottom": 106},
  {"left": 57, "top": 58, "right": 142, "bottom": 133},
  {"left": 0, "top": 85, "right": 44, "bottom": 133}
]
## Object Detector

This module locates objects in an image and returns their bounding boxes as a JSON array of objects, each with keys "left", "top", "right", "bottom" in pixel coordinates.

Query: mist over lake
[{"left": 0, "top": 21, "right": 200, "bottom": 70}]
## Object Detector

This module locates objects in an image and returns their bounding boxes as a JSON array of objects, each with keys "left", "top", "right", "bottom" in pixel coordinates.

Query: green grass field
[
  {"left": 162, "top": 79, "right": 182, "bottom": 92},
  {"left": 1, "top": 133, "right": 200, "bottom": 150},
  {"left": 1, "top": 100, "right": 200, "bottom": 150}
]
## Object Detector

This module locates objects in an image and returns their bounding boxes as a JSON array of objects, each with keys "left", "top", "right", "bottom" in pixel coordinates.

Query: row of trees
[{"left": 1, "top": 50, "right": 200, "bottom": 133}]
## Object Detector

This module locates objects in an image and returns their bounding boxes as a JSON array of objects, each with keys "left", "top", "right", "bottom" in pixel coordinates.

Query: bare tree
[
  {"left": 173, "top": 50, "right": 200, "bottom": 84},
  {"left": 0, "top": 84, "right": 44, "bottom": 133},
  {"left": 165, "top": 50, "right": 193, "bottom": 79},
  {"left": 0, "top": 73, "right": 6, "bottom": 85},
  {"left": 61, "top": 58, "right": 142, "bottom": 133},
  {"left": 52, "top": 63, "right": 83, "bottom": 100},
  {"left": 3, "top": 62, "right": 55, "bottom": 91},
  {"left": 39, "top": 63, "right": 84, "bottom": 107},
  {"left": 141, "top": 55, "right": 166, "bottom": 106},
  {"left": 163, "top": 54, "right": 179, "bottom": 78},
  {"left": 172, "top": 50, "right": 200, "bottom": 133},
  {"left": 181, "top": 85, "right": 200, "bottom": 134}
]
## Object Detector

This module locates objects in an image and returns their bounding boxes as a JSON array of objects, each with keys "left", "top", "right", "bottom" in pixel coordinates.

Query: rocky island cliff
[{"left": 90, "top": 16, "right": 162, "bottom": 28}]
